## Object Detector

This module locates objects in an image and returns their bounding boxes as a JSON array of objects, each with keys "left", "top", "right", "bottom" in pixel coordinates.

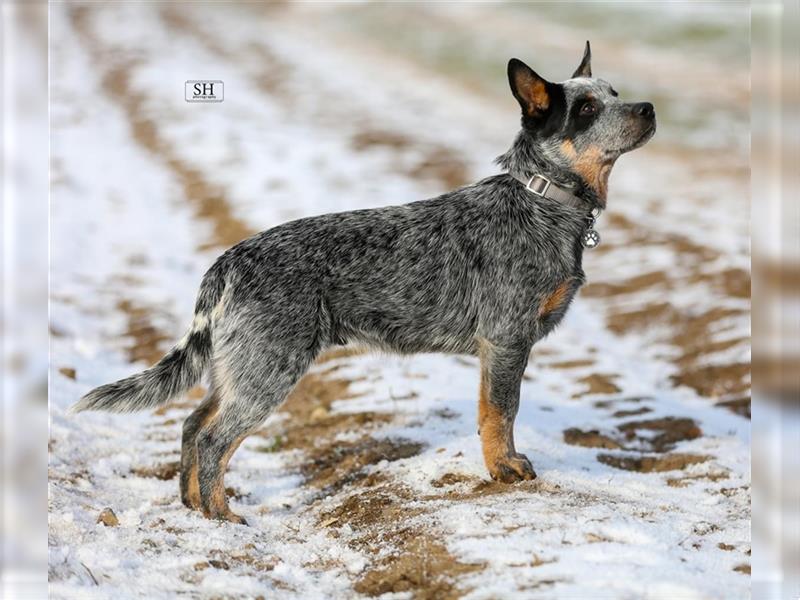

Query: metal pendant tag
[{"left": 582, "top": 228, "right": 601, "bottom": 248}]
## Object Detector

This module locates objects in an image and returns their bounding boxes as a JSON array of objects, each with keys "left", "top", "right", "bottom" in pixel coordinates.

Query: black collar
[{"left": 510, "top": 173, "right": 603, "bottom": 249}]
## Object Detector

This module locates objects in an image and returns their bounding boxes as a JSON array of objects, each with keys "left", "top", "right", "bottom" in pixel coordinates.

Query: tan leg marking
[
  {"left": 183, "top": 401, "right": 219, "bottom": 510},
  {"left": 185, "top": 462, "right": 201, "bottom": 509},
  {"left": 203, "top": 432, "right": 248, "bottom": 525}
]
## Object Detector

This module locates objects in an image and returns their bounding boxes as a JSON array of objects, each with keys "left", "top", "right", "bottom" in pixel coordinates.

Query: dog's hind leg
[
  {"left": 195, "top": 349, "right": 312, "bottom": 524},
  {"left": 195, "top": 408, "right": 256, "bottom": 525},
  {"left": 180, "top": 388, "right": 220, "bottom": 510}
]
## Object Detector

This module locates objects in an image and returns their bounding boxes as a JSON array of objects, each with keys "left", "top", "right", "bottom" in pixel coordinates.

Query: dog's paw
[
  {"left": 181, "top": 492, "right": 202, "bottom": 511},
  {"left": 204, "top": 508, "right": 249, "bottom": 526},
  {"left": 489, "top": 453, "right": 537, "bottom": 483},
  {"left": 224, "top": 512, "right": 249, "bottom": 527}
]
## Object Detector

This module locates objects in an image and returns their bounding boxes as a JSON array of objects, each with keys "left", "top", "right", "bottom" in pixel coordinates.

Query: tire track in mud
[
  {"left": 66, "top": 5, "right": 239, "bottom": 452},
  {"left": 67, "top": 5, "right": 250, "bottom": 406},
  {"left": 161, "top": 5, "right": 471, "bottom": 192},
  {"left": 250, "top": 356, "right": 488, "bottom": 598},
  {"left": 70, "top": 6, "right": 254, "bottom": 252},
  {"left": 65, "top": 5, "right": 265, "bottom": 555},
  {"left": 581, "top": 212, "right": 751, "bottom": 415}
]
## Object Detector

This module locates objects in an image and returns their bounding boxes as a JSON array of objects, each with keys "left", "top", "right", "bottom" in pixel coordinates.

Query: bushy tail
[{"left": 69, "top": 259, "right": 229, "bottom": 414}]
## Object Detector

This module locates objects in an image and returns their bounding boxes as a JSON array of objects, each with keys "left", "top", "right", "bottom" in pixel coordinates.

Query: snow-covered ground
[{"left": 49, "top": 4, "right": 751, "bottom": 598}]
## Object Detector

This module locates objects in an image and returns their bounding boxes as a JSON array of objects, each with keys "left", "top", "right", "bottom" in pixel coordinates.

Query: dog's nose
[{"left": 633, "top": 102, "right": 655, "bottom": 119}]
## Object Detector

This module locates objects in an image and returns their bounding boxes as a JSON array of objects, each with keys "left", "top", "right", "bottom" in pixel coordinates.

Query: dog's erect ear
[
  {"left": 572, "top": 41, "right": 592, "bottom": 78},
  {"left": 508, "top": 58, "right": 551, "bottom": 118}
]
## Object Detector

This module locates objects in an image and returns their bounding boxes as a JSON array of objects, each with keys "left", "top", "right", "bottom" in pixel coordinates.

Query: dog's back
[{"left": 220, "top": 175, "right": 583, "bottom": 356}]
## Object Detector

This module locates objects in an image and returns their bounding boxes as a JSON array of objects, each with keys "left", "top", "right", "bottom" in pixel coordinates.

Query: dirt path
[{"left": 49, "top": 4, "right": 750, "bottom": 599}]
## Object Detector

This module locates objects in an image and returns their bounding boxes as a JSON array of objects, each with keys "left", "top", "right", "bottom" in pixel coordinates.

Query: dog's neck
[{"left": 496, "top": 130, "right": 605, "bottom": 211}]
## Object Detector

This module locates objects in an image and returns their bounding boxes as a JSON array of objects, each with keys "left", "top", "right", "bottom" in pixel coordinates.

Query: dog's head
[{"left": 507, "top": 42, "right": 656, "bottom": 201}]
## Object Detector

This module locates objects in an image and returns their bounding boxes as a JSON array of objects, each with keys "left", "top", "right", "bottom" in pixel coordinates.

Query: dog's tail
[{"left": 69, "top": 259, "right": 229, "bottom": 414}]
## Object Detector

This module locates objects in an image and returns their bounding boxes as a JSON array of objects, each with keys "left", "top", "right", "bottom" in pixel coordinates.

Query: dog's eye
[{"left": 580, "top": 101, "right": 597, "bottom": 116}]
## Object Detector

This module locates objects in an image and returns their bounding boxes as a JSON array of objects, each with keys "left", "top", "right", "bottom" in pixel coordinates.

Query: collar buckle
[{"left": 526, "top": 174, "right": 551, "bottom": 197}]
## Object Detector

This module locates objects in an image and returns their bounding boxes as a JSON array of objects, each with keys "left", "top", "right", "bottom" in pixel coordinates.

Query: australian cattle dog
[{"left": 72, "top": 42, "right": 656, "bottom": 524}]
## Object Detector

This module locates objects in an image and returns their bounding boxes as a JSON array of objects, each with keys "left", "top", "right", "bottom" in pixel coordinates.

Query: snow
[{"left": 49, "top": 3, "right": 750, "bottom": 599}]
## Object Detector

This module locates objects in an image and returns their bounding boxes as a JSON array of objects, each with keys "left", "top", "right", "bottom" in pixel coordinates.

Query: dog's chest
[{"left": 535, "top": 270, "right": 584, "bottom": 331}]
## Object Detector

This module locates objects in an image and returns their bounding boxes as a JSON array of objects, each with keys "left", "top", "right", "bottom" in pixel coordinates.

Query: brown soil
[
  {"left": 187, "top": 544, "right": 282, "bottom": 590},
  {"left": 355, "top": 534, "right": 483, "bottom": 599},
  {"left": 603, "top": 213, "right": 722, "bottom": 263},
  {"left": 718, "top": 543, "right": 736, "bottom": 551},
  {"left": 564, "top": 416, "right": 701, "bottom": 455},
  {"left": 716, "top": 396, "right": 751, "bottom": 418},
  {"left": 70, "top": 6, "right": 255, "bottom": 251},
  {"left": 407, "top": 153, "right": 470, "bottom": 190},
  {"left": 315, "top": 346, "right": 369, "bottom": 363},
  {"left": 617, "top": 417, "right": 702, "bottom": 452},
  {"left": 597, "top": 453, "right": 709, "bottom": 473},
  {"left": 667, "top": 472, "right": 729, "bottom": 487},
  {"left": 547, "top": 359, "right": 596, "bottom": 369},
  {"left": 131, "top": 461, "right": 180, "bottom": 481},
  {"left": 115, "top": 298, "right": 173, "bottom": 366},
  {"left": 168, "top": 6, "right": 471, "bottom": 194},
  {"left": 606, "top": 302, "right": 675, "bottom": 335},
  {"left": 426, "top": 477, "right": 555, "bottom": 502},
  {"left": 302, "top": 436, "right": 424, "bottom": 492},
  {"left": 58, "top": 367, "right": 77, "bottom": 380},
  {"left": 572, "top": 373, "right": 621, "bottom": 398},
  {"left": 244, "top": 355, "right": 483, "bottom": 597},
  {"left": 603, "top": 301, "right": 750, "bottom": 405},
  {"left": 318, "top": 482, "right": 418, "bottom": 532},
  {"left": 431, "top": 472, "right": 475, "bottom": 488},
  {"left": 350, "top": 129, "right": 470, "bottom": 190},
  {"left": 690, "top": 267, "right": 750, "bottom": 299},
  {"left": 278, "top": 368, "right": 361, "bottom": 420},
  {"left": 97, "top": 508, "right": 119, "bottom": 527},
  {"left": 670, "top": 363, "right": 750, "bottom": 399},
  {"left": 733, "top": 564, "right": 751, "bottom": 575},
  {"left": 315, "top": 477, "right": 484, "bottom": 598},
  {"left": 249, "top": 38, "right": 296, "bottom": 97},
  {"left": 668, "top": 308, "right": 746, "bottom": 366},
  {"left": 254, "top": 368, "right": 386, "bottom": 457},
  {"left": 611, "top": 407, "right": 652, "bottom": 418},
  {"left": 577, "top": 210, "right": 750, "bottom": 412},
  {"left": 563, "top": 428, "right": 621, "bottom": 450},
  {"left": 206, "top": 545, "right": 280, "bottom": 574},
  {"left": 352, "top": 129, "right": 413, "bottom": 151},
  {"left": 163, "top": 5, "right": 293, "bottom": 106},
  {"left": 581, "top": 271, "right": 669, "bottom": 298},
  {"left": 161, "top": 7, "right": 235, "bottom": 61}
]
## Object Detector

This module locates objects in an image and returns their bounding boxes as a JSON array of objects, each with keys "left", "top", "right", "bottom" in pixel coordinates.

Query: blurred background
[
  {"left": 0, "top": 1, "right": 797, "bottom": 598},
  {"left": 2, "top": 1, "right": 48, "bottom": 598}
]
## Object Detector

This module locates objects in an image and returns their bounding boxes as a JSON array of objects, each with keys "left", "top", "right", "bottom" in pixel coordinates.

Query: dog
[{"left": 71, "top": 42, "right": 655, "bottom": 524}]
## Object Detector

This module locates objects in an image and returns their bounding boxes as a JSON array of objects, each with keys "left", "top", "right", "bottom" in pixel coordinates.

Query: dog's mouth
[
  {"left": 602, "top": 122, "right": 656, "bottom": 160},
  {"left": 624, "top": 122, "right": 657, "bottom": 152}
]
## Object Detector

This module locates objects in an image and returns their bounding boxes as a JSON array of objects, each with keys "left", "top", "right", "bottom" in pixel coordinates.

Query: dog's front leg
[{"left": 477, "top": 339, "right": 536, "bottom": 483}]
